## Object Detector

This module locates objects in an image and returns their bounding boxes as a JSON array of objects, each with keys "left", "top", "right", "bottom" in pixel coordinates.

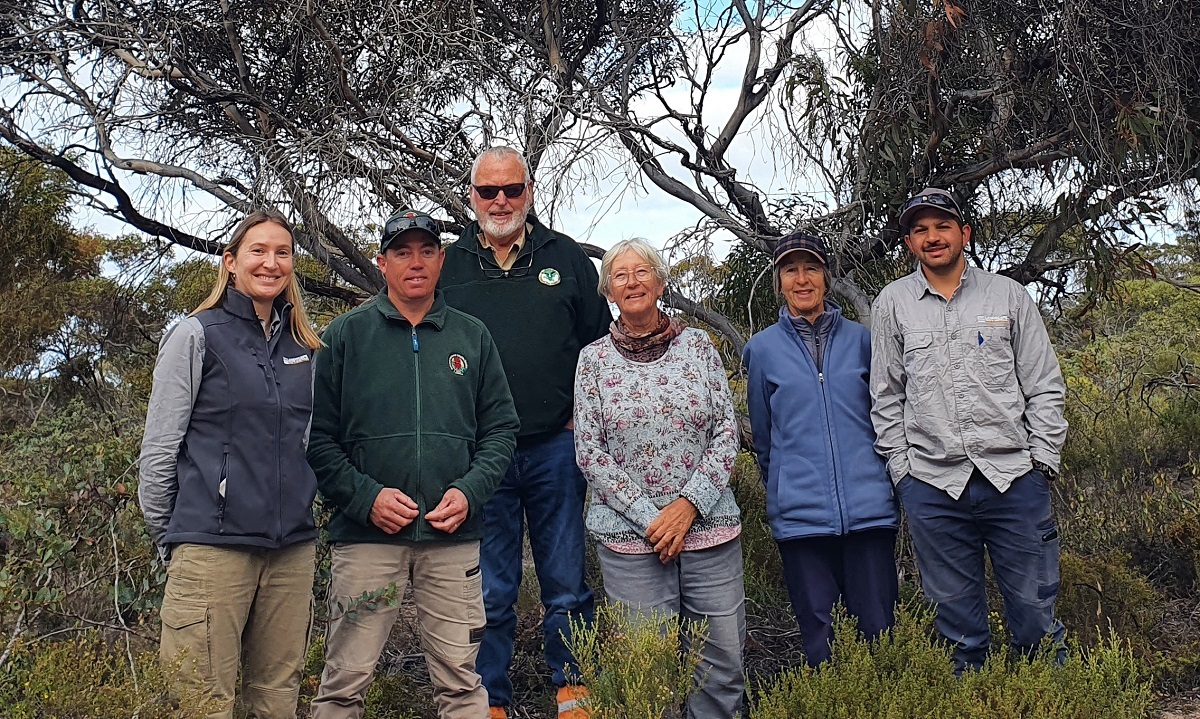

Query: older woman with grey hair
[
  {"left": 742, "top": 231, "right": 898, "bottom": 668},
  {"left": 573, "top": 238, "right": 745, "bottom": 718}
]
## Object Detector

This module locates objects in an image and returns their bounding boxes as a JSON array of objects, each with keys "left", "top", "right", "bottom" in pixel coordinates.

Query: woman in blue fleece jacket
[{"left": 742, "top": 231, "right": 899, "bottom": 667}]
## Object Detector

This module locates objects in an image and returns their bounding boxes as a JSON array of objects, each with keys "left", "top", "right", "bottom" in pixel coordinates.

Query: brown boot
[{"left": 488, "top": 707, "right": 508, "bottom": 719}]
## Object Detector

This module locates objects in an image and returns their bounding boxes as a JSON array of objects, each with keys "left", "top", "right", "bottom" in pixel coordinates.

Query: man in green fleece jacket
[
  {"left": 308, "top": 210, "right": 519, "bottom": 719},
  {"left": 439, "top": 146, "right": 612, "bottom": 719}
]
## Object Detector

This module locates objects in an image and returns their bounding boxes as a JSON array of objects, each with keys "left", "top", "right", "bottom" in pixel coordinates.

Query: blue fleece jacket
[{"left": 742, "top": 304, "right": 898, "bottom": 542}]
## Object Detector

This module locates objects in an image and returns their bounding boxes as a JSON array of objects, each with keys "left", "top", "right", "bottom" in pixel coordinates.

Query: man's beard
[{"left": 478, "top": 206, "right": 529, "bottom": 240}]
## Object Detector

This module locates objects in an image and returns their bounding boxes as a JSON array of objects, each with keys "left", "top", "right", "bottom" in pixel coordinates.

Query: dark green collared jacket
[
  {"left": 439, "top": 214, "right": 612, "bottom": 439},
  {"left": 308, "top": 290, "right": 519, "bottom": 544}
]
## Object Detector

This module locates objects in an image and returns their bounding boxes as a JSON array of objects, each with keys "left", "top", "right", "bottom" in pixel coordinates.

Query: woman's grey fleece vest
[{"left": 164, "top": 290, "right": 318, "bottom": 549}]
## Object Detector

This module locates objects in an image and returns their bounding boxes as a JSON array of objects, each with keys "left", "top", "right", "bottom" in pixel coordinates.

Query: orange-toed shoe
[
  {"left": 557, "top": 685, "right": 591, "bottom": 719},
  {"left": 488, "top": 707, "right": 508, "bottom": 719}
]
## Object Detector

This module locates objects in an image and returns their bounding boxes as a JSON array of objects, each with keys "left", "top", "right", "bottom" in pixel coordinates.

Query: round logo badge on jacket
[
  {"left": 538, "top": 268, "right": 561, "bottom": 286},
  {"left": 448, "top": 354, "right": 468, "bottom": 375}
]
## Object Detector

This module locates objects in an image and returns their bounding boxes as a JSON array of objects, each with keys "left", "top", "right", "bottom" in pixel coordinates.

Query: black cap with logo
[{"left": 898, "top": 188, "right": 963, "bottom": 232}]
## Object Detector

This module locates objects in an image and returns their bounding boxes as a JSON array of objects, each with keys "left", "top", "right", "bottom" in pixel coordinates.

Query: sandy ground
[{"left": 1159, "top": 692, "right": 1200, "bottom": 718}]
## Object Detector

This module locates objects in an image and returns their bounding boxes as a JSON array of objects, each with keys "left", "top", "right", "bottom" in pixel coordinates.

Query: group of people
[
  {"left": 744, "top": 188, "right": 1067, "bottom": 679},
  {"left": 138, "top": 142, "right": 1068, "bottom": 719}
]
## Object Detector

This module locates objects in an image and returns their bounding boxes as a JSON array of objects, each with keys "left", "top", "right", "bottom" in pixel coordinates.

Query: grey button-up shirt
[{"left": 869, "top": 266, "right": 1067, "bottom": 499}]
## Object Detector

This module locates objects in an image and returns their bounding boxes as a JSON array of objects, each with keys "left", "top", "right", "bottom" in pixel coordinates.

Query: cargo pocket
[
  {"left": 1036, "top": 519, "right": 1061, "bottom": 600},
  {"left": 159, "top": 600, "right": 212, "bottom": 681},
  {"left": 902, "top": 331, "right": 936, "bottom": 388},
  {"left": 464, "top": 557, "right": 484, "bottom": 627},
  {"left": 464, "top": 563, "right": 482, "bottom": 599}
]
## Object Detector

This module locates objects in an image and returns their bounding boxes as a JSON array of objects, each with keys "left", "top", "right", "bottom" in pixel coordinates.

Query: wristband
[{"left": 1032, "top": 460, "right": 1059, "bottom": 481}]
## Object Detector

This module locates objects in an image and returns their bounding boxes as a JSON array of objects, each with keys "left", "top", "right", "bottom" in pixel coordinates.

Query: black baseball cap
[
  {"left": 898, "top": 188, "right": 963, "bottom": 232},
  {"left": 381, "top": 209, "right": 440, "bottom": 252},
  {"left": 773, "top": 231, "right": 828, "bottom": 266}
]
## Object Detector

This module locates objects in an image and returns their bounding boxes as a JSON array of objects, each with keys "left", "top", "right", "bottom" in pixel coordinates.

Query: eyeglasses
[
  {"left": 478, "top": 244, "right": 535, "bottom": 279},
  {"left": 472, "top": 183, "right": 527, "bottom": 201},
  {"left": 611, "top": 267, "right": 656, "bottom": 287}
]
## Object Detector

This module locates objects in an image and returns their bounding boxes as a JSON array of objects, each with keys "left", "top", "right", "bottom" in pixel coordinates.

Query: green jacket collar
[{"left": 372, "top": 288, "right": 449, "bottom": 330}]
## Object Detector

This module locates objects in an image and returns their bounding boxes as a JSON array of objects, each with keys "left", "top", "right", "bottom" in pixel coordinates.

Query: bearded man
[{"left": 438, "top": 146, "right": 611, "bottom": 719}]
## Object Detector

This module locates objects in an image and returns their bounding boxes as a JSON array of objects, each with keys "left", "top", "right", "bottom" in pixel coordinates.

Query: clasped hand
[{"left": 370, "top": 487, "right": 469, "bottom": 534}]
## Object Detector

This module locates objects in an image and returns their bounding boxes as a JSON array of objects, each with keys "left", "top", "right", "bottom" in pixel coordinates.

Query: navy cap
[
  {"left": 381, "top": 209, "right": 440, "bottom": 252},
  {"left": 898, "top": 188, "right": 963, "bottom": 231},
  {"left": 773, "top": 231, "right": 828, "bottom": 266}
]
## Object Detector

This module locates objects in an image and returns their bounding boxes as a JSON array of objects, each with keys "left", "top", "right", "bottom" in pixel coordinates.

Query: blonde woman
[{"left": 139, "top": 210, "right": 323, "bottom": 719}]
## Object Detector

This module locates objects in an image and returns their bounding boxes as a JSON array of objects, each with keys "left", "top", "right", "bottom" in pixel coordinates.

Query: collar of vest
[
  {"left": 222, "top": 286, "right": 293, "bottom": 324},
  {"left": 373, "top": 288, "right": 449, "bottom": 329}
]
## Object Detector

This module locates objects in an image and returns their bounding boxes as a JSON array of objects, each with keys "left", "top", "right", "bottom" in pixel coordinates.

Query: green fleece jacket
[
  {"left": 439, "top": 214, "right": 612, "bottom": 438},
  {"left": 308, "top": 290, "right": 519, "bottom": 544}
]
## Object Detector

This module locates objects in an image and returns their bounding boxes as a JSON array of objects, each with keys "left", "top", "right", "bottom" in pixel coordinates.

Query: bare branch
[{"left": 665, "top": 286, "right": 747, "bottom": 358}]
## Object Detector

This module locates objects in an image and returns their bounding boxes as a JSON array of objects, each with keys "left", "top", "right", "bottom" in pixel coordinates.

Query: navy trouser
[
  {"left": 477, "top": 430, "right": 595, "bottom": 708},
  {"left": 897, "top": 468, "right": 1066, "bottom": 672},
  {"left": 777, "top": 527, "right": 898, "bottom": 667}
]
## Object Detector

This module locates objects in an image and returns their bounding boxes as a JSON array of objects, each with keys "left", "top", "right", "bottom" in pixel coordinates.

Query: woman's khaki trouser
[{"left": 159, "top": 541, "right": 316, "bottom": 719}]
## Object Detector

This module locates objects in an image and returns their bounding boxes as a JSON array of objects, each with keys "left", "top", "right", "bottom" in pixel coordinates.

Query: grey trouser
[
  {"left": 596, "top": 537, "right": 747, "bottom": 719},
  {"left": 311, "top": 541, "right": 487, "bottom": 719},
  {"left": 159, "top": 541, "right": 316, "bottom": 719}
]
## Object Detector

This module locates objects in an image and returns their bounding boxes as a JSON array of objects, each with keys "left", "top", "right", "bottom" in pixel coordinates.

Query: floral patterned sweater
[{"left": 573, "top": 327, "right": 742, "bottom": 554}]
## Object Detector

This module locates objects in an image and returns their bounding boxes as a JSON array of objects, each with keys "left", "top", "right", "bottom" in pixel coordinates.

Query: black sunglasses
[
  {"left": 472, "top": 183, "right": 527, "bottom": 200},
  {"left": 901, "top": 192, "right": 959, "bottom": 215},
  {"left": 478, "top": 244, "right": 535, "bottom": 279},
  {"left": 382, "top": 211, "right": 440, "bottom": 250}
]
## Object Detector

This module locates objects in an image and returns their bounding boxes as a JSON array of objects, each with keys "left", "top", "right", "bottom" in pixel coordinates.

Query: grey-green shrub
[
  {"left": 751, "top": 606, "right": 1153, "bottom": 719},
  {"left": 567, "top": 602, "right": 707, "bottom": 719},
  {"left": 0, "top": 631, "right": 212, "bottom": 718}
]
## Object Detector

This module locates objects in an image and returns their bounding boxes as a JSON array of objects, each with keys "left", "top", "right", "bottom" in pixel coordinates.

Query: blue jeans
[
  {"left": 596, "top": 539, "right": 746, "bottom": 719},
  {"left": 478, "top": 430, "right": 595, "bottom": 708},
  {"left": 898, "top": 469, "right": 1066, "bottom": 672}
]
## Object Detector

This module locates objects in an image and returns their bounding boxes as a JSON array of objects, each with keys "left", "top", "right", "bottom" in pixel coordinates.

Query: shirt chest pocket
[
  {"left": 902, "top": 330, "right": 942, "bottom": 389},
  {"left": 975, "top": 325, "right": 1014, "bottom": 387}
]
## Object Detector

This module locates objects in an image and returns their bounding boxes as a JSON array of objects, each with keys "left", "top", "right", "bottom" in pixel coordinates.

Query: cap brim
[
  {"left": 381, "top": 227, "right": 440, "bottom": 251},
  {"left": 774, "top": 248, "right": 826, "bottom": 266},
  {"left": 899, "top": 203, "right": 960, "bottom": 231}
]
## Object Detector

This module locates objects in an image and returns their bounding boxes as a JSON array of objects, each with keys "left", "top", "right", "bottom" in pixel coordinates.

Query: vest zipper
[
  {"left": 217, "top": 445, "right": 229, "bottom": 533},
  {"left": 268, "top": 331, "right": 283, "bottom": 545},
  {"left": 254, "top": 349, "right": 271, "bottom": 395}
]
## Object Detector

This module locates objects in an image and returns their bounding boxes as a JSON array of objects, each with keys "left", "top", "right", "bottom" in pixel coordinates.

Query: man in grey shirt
[{"left": 870, "top": 187, "right": 1068, "bottom": 672}]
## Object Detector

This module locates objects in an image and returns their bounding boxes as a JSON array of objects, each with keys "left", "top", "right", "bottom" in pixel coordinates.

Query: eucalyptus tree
[
  {"left": 0, "top": 0, "right": 677, "bottom": 294},
  {"left": 552, "top": 0, "right": 1200, "bottom": 338},
  {"left": 2, "top": 0, "right": 1198, "bottom": 354}
]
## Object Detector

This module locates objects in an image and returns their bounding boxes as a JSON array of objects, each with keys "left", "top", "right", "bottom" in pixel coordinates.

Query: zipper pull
[{"left": 411, "top": 327, "right": 419, "bottom": 353}]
